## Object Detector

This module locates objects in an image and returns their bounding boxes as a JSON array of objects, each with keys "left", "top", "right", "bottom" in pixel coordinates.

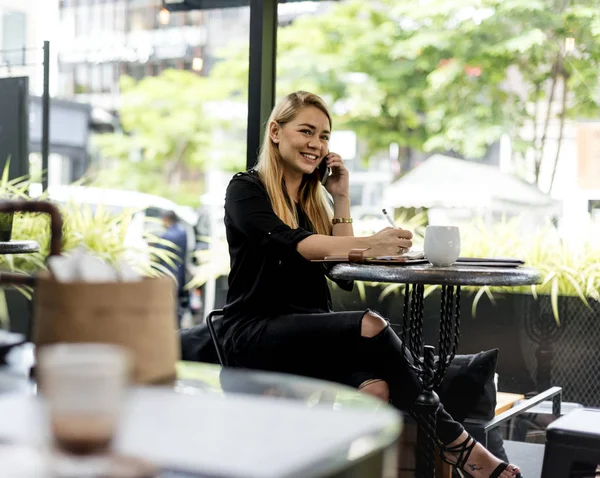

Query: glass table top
[{"left": 0, "top": 344, "right": 402, "bottom": 478}]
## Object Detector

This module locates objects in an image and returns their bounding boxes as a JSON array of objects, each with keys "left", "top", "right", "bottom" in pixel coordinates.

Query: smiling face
[{"left": 269, "top": 106, "right": 331, "bottom": 178}]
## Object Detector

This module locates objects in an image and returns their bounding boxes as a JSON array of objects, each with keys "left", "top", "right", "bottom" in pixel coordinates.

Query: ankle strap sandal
[{"left": 439, "top": 434, "right": 522, "bottom": 478}]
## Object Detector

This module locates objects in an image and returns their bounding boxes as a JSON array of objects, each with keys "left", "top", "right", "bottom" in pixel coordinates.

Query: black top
[{"left": 222, "top": 170, "right": 342, "bottom": 353}]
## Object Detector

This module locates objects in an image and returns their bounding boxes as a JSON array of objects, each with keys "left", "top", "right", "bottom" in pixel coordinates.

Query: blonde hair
[{"left": 255, "top": 91, "right": 333, "bottom": 236}]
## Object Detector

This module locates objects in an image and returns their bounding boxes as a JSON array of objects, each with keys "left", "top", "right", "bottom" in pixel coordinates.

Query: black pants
[{"left": 227, "top": 309, "right": 464, "bottom": 445}]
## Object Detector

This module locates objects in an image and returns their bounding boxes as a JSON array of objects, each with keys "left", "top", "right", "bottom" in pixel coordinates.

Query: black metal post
[
  {"left": 42, "top": 41, "right": 50, "bottom": 192},
  {"left": 524, "top": 297, "right": 564, "bottom": 394},
  {"left": 552, "top": 391, "right": 562, "bottom": 417},
  {"left": 414, "top": 345, "right": 439, "bottom": 478},
  {"left": 536, "top": 346, "right": 554, "bottom": 391},
  {"left": 246, "top": 0, "right": 277, "bottom": 170}
]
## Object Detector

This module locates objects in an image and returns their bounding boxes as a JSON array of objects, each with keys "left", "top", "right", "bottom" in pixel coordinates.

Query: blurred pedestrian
[{"left": 155, "top": 210, "right": 188, "bottom": 326}]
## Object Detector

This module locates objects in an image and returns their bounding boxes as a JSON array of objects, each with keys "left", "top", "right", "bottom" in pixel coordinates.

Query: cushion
[
  {"left": 437, "top": 349, "right": 498, "bottom": 423},
  {"left": 179, "top": 323, "right": 220, "bottom": 364}
]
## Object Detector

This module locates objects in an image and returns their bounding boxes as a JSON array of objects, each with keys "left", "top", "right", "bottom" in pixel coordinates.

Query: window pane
[{"left": 1, "top": 10, "right": 27, "bottom": 65}]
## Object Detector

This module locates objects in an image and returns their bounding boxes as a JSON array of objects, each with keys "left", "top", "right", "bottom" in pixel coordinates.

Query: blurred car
[{"left": 195, "top": 191, "right": 226, "bottom": 251}]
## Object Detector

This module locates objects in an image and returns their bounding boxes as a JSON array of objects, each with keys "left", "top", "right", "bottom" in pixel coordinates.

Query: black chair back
[{"left": 206, "top": 309, "right": 227, "bottom": 367}]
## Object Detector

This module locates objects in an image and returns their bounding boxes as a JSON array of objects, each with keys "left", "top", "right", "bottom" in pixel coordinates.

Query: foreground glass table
[{"left": 0, "top": 348, "right": 403, "bottom": 478}]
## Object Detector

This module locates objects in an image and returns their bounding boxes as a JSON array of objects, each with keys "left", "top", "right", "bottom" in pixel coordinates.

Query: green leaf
[
  {"left": 559, "top": 270, "right": 590, "bottom": 309},
  {"left": 379, "top": 283, "right": 401, "bottom": 301},
  {"left": 356, "top": 281, "right": 367, "bottom": 302},
  {"left": 424, "top": 285, "right": 439, "bottom": 298},
  {"left": 488, "top": 29, "right": 547, "bottom": 55},
  {"left": 551, "top": 278, "right": 560, "bottom": 326},
  {"left": 92, "top": 69, "right": 239, "bottom": 205},
  {"left": 472, "top": 286, "right": 491, "bottom": 318}
]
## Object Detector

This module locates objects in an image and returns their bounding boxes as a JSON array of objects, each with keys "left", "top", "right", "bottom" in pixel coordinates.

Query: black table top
[{"left": 328, "top": 262, "right": 543, "bottom": 287}]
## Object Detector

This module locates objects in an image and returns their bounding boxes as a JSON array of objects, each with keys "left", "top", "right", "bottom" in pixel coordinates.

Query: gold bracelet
[{"left": 332, "top": 217, "right": 353, "bottom": 225}]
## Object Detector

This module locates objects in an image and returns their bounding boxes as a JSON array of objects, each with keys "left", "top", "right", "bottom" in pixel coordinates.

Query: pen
[{"left": 382, "top": 208, "right": 396, "bottom": 228}]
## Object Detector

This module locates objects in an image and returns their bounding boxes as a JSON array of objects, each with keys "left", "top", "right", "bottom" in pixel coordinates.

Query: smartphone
[{"left": 317, "top": 154, "right": 330, "bottom": 186}]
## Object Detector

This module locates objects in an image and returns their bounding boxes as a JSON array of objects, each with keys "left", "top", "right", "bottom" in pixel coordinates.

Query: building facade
[
  {"left": 57, "top": 0, "right": 215, "bottom": 112},
  {"left": 0, "top": 0, "right": 77, "bottom": 185},
  {"left": 0, "top": 0, "right": 59, "bottom": 94},
  {"left": 56, "top": 0, "right": 335, "bottom": 112}
]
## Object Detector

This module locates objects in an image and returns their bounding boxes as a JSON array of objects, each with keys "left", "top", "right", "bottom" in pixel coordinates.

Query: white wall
[
  {"left": 507, "top": 77, "right": 600, "bottom": 242},
  {"left": 0, "top": 0, "right": 59, "bottom": 95}
]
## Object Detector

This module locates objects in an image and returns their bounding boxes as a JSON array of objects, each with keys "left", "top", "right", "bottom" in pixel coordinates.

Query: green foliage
[
  {"left": 208, "top": 0, "right": 600, "bottom": 186},
  {"left": 459, "top": 218, "right": 600, "bottom": 323},
  {"left": 0, "top": 171, "right": 182, "bottom": 330},
  {"left": 0, "top": 164, "right": 47, "bottom": 282},
  {"left": 0, "top": 175, "right": 177, "bottom": 292},
  {"left": 186, "top": 236, "right": 230, "bottom": 290},
  {"left": 368, "top": 217, "right": 600, "bottom": 323},
  {"left": 91, "top": 69, "right": 246, "bottom": 205}
]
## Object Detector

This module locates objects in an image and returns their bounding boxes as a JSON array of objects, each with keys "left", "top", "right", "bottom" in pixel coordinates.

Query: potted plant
[
  {"left": 0, "top": 161, "right": 32, "bottom": 244},
  {"left": 0, "top": 177, "right": 176, "bottom": 335}
]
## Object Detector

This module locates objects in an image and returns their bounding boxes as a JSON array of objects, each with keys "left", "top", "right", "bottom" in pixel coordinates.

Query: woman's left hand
[{"left": 323, "top": 152, "right": 349, "bottom": 199}]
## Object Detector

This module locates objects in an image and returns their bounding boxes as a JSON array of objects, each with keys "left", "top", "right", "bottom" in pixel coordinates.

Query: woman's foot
[{"left": 441, "top": 431, "right": 521, "bottom": 478}]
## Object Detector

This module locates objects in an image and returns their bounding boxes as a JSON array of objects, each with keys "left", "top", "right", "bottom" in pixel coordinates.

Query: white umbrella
[{"left": 384, "top": 154, "right": 556, "bottom": 210}]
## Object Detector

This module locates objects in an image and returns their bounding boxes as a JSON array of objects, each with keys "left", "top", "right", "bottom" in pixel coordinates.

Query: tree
[
  {"left": 92, "top": 69, "right": 243, "bottom": 204},
  {"left": 400, "top": 0, "right": 600, "bottom": 192},
  {"left": 209, "top": 0, "right": 600, "bottom": 192}
]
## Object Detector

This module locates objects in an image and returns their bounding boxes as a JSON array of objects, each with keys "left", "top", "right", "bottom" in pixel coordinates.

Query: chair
[
  {"left": 464, "top": 386, "right": 563, "bottom": 448},
  {"left": 541, "top": 408, "right": 600, "bottom": 477},
  {"left": 206, "top": 309, "right": 227, "bottom": 367}
]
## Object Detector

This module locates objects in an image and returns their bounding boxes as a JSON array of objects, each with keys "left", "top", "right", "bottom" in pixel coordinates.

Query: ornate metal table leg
[
  {"left": 434, "top": 285, "right": 461, "bottom": 387},
  {"left": 408, "top": 284, "right": 425, "bottom": 360},
  {"left": 414, "top": 345, "right": 439, "bottom": 478},
  {"left": 403, "top": 284, "right": 463, "bottom": 478}
]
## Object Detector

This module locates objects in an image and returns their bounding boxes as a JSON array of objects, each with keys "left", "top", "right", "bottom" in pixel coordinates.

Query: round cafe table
[
  {"left": 0, "top": 351, "right": 403, "bottom": 478},
  {"left": 0, "top": 240, "right": 40, "bottom": 255},
  {"left": 328, "top": 261, "right": 543, "bottom": 478}
]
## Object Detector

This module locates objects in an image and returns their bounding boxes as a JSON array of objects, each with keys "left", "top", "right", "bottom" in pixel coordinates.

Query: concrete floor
[{"left": 504, "top": 440, "right": 545, "bottom": 478}]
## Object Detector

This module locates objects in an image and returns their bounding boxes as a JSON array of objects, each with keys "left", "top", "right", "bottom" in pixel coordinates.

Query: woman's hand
[
  {"left": 323, "top": 152, "right": 349, "bottom": 199},
  {"left": 366, "top": 227, "right": 413, "bottom": 257}
]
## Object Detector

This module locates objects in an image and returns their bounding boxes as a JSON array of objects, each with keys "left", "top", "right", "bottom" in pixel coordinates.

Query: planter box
[
  {"left": 7, "top": 289, "right": 32, "bottom": 338},
  {"left": 332, "top": 285, "right": 600, "bottom": 407}
]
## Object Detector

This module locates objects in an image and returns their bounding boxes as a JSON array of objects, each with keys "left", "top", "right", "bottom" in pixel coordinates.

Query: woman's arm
[
  {"left": 297, "top": 234, "right": 368, "bottom": 260},
  {"left": 324, "top": 152, "right": 354, "bottom": 237},
  {"left": 226, "top": 172, "right": 411, "bottom": 261},
  {"left": 297, "top": 227, "right": 412, "bottom": 261},
  {"left": 331, "top": 195, "right": 354, "bottom": 237}
]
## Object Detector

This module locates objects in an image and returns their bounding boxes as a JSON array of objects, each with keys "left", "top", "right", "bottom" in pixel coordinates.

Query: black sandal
[
  {"left": 439, "top": 434, "right": 523, "bottom": 478},
  {"left": 488, "top": 462, "right": 523, "bottom": 478}
]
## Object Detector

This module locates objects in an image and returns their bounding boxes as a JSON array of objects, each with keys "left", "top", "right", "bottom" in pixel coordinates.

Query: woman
[{"left": 221, "top": 91, "right": 521, "bottom": 478}]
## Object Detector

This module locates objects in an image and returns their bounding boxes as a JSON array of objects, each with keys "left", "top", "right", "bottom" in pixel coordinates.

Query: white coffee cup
[{"left": 424, "top": 226, "right": 461, "bottom": 267}]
